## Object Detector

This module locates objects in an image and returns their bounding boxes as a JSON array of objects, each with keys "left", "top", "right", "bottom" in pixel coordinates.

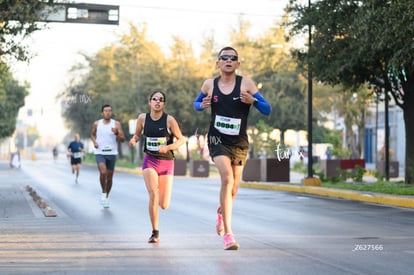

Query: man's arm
[
  {"left": 194, "top": 79, "right": 213, "bottom": 111},
  {"left": 114, "top": 121, "right": 125, "bottom": 142},
  {"left": 241, "top": 78, "right": 271, "bottom": 115},
  {"left": 90, "top": 121, "right": 98, "bottom": 149}
]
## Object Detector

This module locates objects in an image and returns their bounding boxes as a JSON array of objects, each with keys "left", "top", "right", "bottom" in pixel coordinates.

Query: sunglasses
[
  {"left": 151, "top": 96, "right": 165, "bottom": 102},
  {"left": 219, "top": 55, "right": 238, "bottom": 61}
]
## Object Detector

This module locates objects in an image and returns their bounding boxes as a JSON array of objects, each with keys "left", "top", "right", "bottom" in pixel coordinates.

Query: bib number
[
  {"left": 73, "top": 152, "right": 83, "bottom": 159},
  {"left": 146, "top": 137, "right": 167, "bottom": 151},
  {"left": 214, "top": 115, "right": 241, "bottom": 136},
  {"left": 102, "top": 146, "right": 113, "bottom": 152}
]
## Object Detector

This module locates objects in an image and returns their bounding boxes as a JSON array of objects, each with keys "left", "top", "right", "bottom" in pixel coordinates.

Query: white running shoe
[
  {"left": 100, "top": 194, "right": 106, "bottom": 205},
  {"left": 103, "top": 198, "right": 110, "bottom": 208}
]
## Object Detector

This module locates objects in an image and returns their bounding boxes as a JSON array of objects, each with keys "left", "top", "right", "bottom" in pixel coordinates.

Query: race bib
[
  {"left": 102, "top": 145, "right": 113, "bottom": 152},
  {"left": 214, "top": 115, "right": 241, "bottom": 136},
  {"left": 73, "top": 152, "right": 83, "bottom": 159},
  {"left": 146, "top": 137, "right": 167, "bottom": 151}
]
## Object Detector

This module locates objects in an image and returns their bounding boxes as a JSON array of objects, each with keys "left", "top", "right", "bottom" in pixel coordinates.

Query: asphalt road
[{"left": 1, "top": 154, "right": 413, "bottom": 275}]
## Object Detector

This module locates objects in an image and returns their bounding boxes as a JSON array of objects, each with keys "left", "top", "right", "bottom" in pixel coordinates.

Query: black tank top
[
  {"left": 143, "top": 112, "right": 174, "bottom": 160},
  {"left": 208, "top": 75, "right": 251, "bottom": 149}
]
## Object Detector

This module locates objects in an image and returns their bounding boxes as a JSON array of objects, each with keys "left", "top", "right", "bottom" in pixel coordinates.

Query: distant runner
[{"left": 67, "top": 133, "right": 84, "bottom": 183}]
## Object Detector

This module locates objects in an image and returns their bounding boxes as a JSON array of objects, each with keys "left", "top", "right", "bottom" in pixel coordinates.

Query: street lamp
[
  {"left": 307, "top": 0, "right": 313, "bottom": 179},
  {"left": 303, "top": 0, "right": 321, "bottom": 186}
]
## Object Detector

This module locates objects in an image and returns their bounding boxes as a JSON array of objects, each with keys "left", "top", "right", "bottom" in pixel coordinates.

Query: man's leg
[
  {"left": 76, "top": 163, "right": 80, "bottom": 177},
  {"left": 104, "top": 155, "right": 116, "bottom": 196},
  {"left": 97, "top": 162, "right": 107, "bottom": 193},
  {"left": 214, "top": 153, "right": 245, "bottom": 250},
  {"left": 231, "top": 165, "right": 244, "bottom": 200},
  {"left": 213, "top": 155, "right": 234, "bottom": 235},
  {"left": 106, "top": 170, "right": 114, "bottom": 195}
]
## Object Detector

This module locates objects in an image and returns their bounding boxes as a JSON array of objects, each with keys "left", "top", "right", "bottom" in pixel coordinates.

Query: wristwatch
[{"left": 253, "top": 98, "right": 258, "bottom": 106}]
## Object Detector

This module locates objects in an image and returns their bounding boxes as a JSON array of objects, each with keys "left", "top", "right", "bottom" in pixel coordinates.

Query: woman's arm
[{"left": 158, "top": 115, "right": 186, "bottom": 154}]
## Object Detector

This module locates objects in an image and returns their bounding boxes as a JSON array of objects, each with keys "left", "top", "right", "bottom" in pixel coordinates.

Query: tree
[
  {"left": 164, "top": 36, "right": 212, "bottom": 136},
  {"left": 0, "top": 64, "right": 29, "bottom": 139},
  {"left": 60, "top": 19, "right": 311, "bottom": 162},
  {"left": 288, "top": 0, "right": 414, "bottom": 183},
  {"left": 237, "top": 16, "right": 307, "bottom": 144},
  {"left": 0, "top": 0, "right": 51, "bottom": 140},
  {"left": 60, "top": 24, "right": 167, "bottom": 158},
  {"left": 0, "top": 0, "right": 49, "bottom": 62}
]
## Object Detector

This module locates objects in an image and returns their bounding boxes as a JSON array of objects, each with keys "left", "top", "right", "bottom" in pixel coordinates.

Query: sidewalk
[{"left": 0, "top": 161, "right": 52, "bottom": 219}]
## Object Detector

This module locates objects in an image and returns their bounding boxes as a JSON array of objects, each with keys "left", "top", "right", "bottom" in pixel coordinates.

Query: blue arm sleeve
[
  {"left": 193, "top": 92, "right": 206, "bottom": 111},
  {"left": 253, "top": 92, "right": 271, "bottom": 115}
]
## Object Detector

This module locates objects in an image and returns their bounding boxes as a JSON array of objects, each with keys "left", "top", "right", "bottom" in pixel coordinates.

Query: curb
[
  {"left": 240, "top": 182, "right": 414, "bottom": 209},
  {"left": 25, "top": 185, "right": 58, "bottom": 217}
]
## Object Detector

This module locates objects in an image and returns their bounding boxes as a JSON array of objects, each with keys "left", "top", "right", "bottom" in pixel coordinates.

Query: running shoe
[
  {"left": 102, "top": 198, "right": 110, "bottom": 208},
  {"left": 223, "top": 233, "right": 240, "bottom": 250},
  {"left": 100, "top": 194, "right": 106, "bottom": 205},
  {"left": 148, "top": 230, "right": 160, "bottom": 243},
  {"left": 216, "top": 205, "right": 224, "bottom": 236}
]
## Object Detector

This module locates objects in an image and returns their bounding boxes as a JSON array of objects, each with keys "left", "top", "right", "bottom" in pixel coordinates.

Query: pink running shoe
[
  {"left": 223, "top": 233, "right": 240, "bottom": 250},
  {"left": 216, "top": 205, "right": 224, "bottom": 236}
]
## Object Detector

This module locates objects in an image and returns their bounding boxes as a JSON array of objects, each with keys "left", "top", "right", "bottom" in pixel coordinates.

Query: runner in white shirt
[{"left": 90, "top": 104, "right": 125, "bottom": 208}]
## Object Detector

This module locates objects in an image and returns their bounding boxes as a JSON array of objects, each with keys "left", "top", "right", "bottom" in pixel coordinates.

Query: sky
[{"left": 11, "top": 0, "right": 291, "bottom": 145}]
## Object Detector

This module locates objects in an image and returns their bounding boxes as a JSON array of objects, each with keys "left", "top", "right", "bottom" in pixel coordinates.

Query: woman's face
[{"left": 149, "top": 92, "right": 165, "bottom": 110}]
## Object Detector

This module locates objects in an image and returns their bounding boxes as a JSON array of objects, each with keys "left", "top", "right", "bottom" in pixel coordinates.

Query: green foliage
[
  {"left": 288, "top": 0, "right": 414, "bottom": 182},
  {"left": 83, "top": 152, "right": 139, "bottom": 169},
  {"left": 60, "top": 19, "right": 308, "bottom": 145},
  {"left": 325, "top": 165, "right": 366, "bottom": 183},
  {"left": 312, "top": 124, "right": 331, "bottom": 143},
  {"left": 352, "top": 165, "right": 365, "bottom": 182},
  {"left": 292, "top": 160, "right": 307, "bottom": 174},
  {"left": 322, "top": 181, "right": 414, "bottom": 196},
  {"left": 229, "top": 17, "right": 307, "bottom": 138},
  {"left": 0, "top": 0, "right": 48, "bottom": 62},
  {"left": 0, "top": 64, "right": 29, "bottom": 139}
]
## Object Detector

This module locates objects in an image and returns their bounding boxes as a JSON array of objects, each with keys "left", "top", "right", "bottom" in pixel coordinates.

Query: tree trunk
[
  {"left": 358, "top": 108, "right": 366, "bottom": 159},
  {"left": 345, "top": 118, "right": 357, "bottom": 159},
  {"left": 403, "top": 76, "right": 414, "bottom": 184},
  {"left": 281, "top": 129, "right": 286, "bottom": 145}
]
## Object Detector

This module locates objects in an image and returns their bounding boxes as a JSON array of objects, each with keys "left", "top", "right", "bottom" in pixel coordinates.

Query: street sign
[{"left": 40, "top": 3, "right": 119, "bottom": 25}]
